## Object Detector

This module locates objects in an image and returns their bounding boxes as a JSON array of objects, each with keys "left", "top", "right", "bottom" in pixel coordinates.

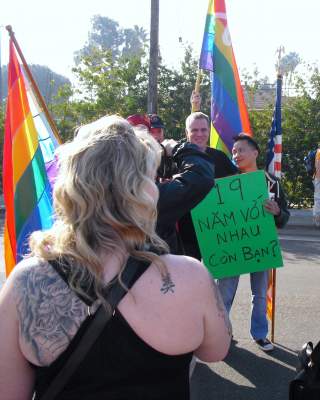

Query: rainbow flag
[
  {"left": 3, "top": 40, "right": 59, "bottom": 276},
  {"left": 199, "top": 0, "right": 251, "bottom": 155},
  {"left": 266, "top": 270, "right": 274, "bottom": 321}
]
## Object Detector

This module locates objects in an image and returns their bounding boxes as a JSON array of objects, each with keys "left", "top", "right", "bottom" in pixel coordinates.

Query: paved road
[
  {"left": 190, "top": 227, "right": 320, "bottom": 400},
  {"left": 0, "top": 216, "right": 319, "bottom": 399}
]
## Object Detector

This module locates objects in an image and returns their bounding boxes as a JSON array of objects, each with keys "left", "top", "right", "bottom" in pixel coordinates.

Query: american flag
[
  {"left": 266, "top": 75, "right": 282, "bottom": 328},
  {"left": 266, "top": 75, "right": 282, "bottom": 178}
]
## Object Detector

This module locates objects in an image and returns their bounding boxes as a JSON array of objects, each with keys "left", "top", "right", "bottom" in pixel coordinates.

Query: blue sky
[{"left": 1, "top": 0, "right": 319, "bottom": 83}]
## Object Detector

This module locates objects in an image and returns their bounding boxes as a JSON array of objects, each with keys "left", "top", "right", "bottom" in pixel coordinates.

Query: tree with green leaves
[
  {"left": 74, "top": 15, "right": 147, "bottom": 64},
  {"left": 245, "top": 66, "right": 320, "bottom": 207},
  {"left": 3, "top": 14, "right": 320, "bottom": 207},
  {"left": 157, "top": 44, "right": 210, "bottom": 139}
]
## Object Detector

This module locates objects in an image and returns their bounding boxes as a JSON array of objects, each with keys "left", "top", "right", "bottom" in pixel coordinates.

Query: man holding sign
[{"left": 217, "top": 134, "right": 289, "bottom": 352}]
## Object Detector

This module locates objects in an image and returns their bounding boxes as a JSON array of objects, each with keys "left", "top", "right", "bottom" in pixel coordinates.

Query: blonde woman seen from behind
[{"left": 0, "top": 115, "right": 231, "bottom": 400}]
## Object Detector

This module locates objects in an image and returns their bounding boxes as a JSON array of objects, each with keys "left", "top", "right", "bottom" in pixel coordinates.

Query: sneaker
[{"left": 255, "top": 338, "right": 274, "bottom": 352}]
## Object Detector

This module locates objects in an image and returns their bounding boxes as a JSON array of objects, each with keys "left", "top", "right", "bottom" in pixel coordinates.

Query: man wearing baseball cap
[
  {"left": 126, "top": 113, "right": 165, "bottom": 144},
  {"left": 149, "top": 114, "right": 165, "bottom": 143},
  {"left": 127, "top": 113, "right": 174, "bottom": 179}
]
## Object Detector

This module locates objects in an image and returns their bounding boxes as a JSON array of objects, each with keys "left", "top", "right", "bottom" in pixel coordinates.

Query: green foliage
[
  {"left": 2, "top": 14, "right": 320, "bottom": 209},
  {"left": 70, "top": 42, "right": 210, "bottom": 141},
  {"left": 51, "top": 84, "right": 85, "bottom": 142},
  {"left": 246, "top": 68, "right": 320, "bottom": 208},
  {"left": 281, "top": 92, "right": 319, "bottom": 207},
  {"left": 73, "top": 48, "right": 148, "bottom": 118},
  {"left": 157, "top": 45, "right": 211, "bottom": 140}
]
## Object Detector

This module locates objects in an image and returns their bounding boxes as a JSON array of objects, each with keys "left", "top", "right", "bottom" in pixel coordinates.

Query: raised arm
[{"left": 157, "top": 142, "right": 215, "bottom": 229}]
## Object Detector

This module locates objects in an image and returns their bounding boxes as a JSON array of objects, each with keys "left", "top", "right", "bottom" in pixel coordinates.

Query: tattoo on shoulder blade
[
  {"left": 212, "top": 280, "right": 233, "bottom": 337},
  {"left": 160, "top": 273, "right": 175, "bottom": 294},
  {"left": 13, "top": 261, "right": 88, "bottom": 365}
]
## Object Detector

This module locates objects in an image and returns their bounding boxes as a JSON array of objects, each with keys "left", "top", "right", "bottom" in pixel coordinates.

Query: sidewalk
[
  {"left": 287, "top": 208, "right": 314, "bottom": 227},
  {"left": 278, "top": 208, "right": 320, "bottom": 237}
]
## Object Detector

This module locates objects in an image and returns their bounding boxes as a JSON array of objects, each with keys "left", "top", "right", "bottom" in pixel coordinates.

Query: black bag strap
[{"left": 40, "top": 256, "right": 150, "bottom": 400}]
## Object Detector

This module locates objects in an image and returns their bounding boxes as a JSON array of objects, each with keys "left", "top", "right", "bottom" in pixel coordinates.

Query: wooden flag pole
[
  {"left": 271, "top": 268, "right": 277, "bottom": 342},
  {"left": 6, "top": 25, "right": 62, "bottom": 144},
  {"left": 191, "top": 70, "right": 202, "bottom": 112}
]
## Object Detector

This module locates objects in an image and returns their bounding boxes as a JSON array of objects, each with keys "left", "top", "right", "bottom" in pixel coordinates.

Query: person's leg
[
  {"left": 250, "top": 270, "right": 269, "bottom": 340},
  {"left": 216, "top": 276, "right": 240, "bottom": 314},
  {"left": 313, "top": 179, "right": 320, "bottom": 227}
]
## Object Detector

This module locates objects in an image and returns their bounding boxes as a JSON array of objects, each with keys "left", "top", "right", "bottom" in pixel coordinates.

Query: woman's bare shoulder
[
  {"left": 160, "top": 254, "right": 209, "bottom": 275},
  {"left": 158, "top": 254, "right": 212, "bottom": 290},
  {"left": 1, "top": 257, "right": 50, "bottom": 298},
  {"left": 4, "top": 257, "right": 64, "bottom": 303},
  {"left": 3, "top": 257, "right": 88, "bottom": 366}
]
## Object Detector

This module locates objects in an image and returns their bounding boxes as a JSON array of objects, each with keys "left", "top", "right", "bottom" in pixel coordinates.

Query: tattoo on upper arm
[
  {"left": 212, "top": 280, "right": 232, "bottom": 337},
  {"left": 13, "top": 262, "right": 87, "bottom": 365},
  {"left": 160, "top": 273, "right": 175, "bottom": 294}
]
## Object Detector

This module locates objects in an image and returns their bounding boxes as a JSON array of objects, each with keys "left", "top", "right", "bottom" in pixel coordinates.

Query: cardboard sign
[{"left": 191, "top": 170, "right": 283, "bottom": 278}]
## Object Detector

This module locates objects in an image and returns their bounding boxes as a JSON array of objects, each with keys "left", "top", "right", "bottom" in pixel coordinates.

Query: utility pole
[{"left": 148, "top": 0, "right": 159, "bottom": 114}]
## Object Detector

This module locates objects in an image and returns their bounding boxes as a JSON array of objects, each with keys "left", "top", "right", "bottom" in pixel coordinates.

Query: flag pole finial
[{"left": 6, "top": 25, "right": 13, "bottom": 35}]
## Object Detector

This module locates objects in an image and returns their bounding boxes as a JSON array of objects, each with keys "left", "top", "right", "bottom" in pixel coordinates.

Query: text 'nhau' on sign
[{"left": 191, "top": 170, "right": 283, "bottom": 278}]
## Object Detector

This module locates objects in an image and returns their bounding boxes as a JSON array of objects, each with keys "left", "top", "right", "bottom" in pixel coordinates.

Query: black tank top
[{"left": 32, "top": 258, "right": 193, "bottom": 399}]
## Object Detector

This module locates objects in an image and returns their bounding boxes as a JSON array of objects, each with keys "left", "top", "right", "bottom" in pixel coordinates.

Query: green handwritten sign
[{"left": 191, "top": 170, "right": 283, "bottom": 278}]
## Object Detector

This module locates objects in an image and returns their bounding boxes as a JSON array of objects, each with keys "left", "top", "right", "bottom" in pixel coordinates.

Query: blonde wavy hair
[{"left": 30, "top": 115, "right": 169, "bottom": 305}]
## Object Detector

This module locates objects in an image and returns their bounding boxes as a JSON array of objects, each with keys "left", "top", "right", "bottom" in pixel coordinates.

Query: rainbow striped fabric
[
  {"left": 3, "top": 40, "right": 59, "bottom": 276},
  {"left": 199, "top": 0, "right": 251, "bottom": 155},
  {"left": 266, "top": 270, "right": 274, "bottom": 321}
]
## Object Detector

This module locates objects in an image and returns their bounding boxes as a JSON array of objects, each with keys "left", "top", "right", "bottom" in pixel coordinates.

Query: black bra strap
[{"left": 48, "top": 259, "right": 94, "bottom": 306}]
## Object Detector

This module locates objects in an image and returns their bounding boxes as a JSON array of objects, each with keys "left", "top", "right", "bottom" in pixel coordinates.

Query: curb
[
  {"left": 286, "top": 209, "right": 315, "bottom": 230},
  {"left": 281, "top": 225, "right": 320, "bottom": 236}
]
